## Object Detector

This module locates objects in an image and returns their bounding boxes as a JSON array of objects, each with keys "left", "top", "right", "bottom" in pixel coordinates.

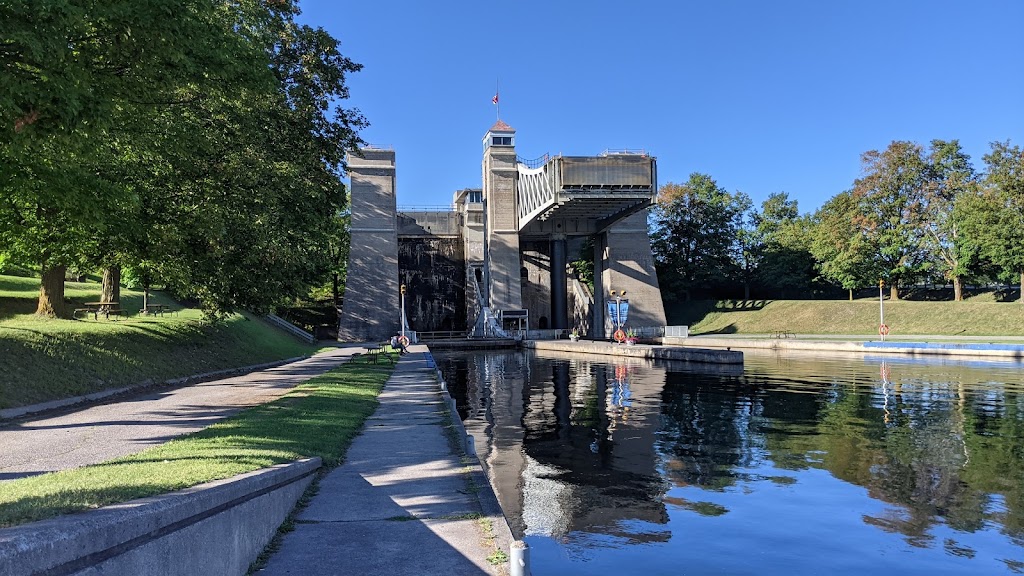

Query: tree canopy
[{"left": 1, "top": 0, "right": 365, "bottom": 318}]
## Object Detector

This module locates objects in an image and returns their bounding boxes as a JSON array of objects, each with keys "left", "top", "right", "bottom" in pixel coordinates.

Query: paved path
[
  {"left": 0, "top": 347, "right": 362, "bottom": 481},
  {"left": 258, "top": 346, "right": 509, "bottom": 576}
]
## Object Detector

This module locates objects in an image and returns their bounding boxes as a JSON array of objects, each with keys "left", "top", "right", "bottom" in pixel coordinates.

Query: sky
[{"left": 295, "top": 0, "right": 1024, "bottom": 213}]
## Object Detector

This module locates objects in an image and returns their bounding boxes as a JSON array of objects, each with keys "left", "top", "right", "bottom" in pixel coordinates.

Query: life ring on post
[
  {"left": 398, "top": 335, "right": 410, "bottom": 347},
  {"left": 613, "top": 329, "right": 626, "bottom": 343},
  {"left": 878, "top": 324, "right": 889, "bottom": 337}
]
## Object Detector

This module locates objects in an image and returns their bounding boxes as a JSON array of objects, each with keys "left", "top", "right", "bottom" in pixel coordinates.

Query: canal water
[{"left": 434, "top": 348, "right": 1024, "bottom": 575}]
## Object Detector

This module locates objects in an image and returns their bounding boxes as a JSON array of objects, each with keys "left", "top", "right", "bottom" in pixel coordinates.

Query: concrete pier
[{"left": 525, "top": 339, "right": 744, "bottom": 364}]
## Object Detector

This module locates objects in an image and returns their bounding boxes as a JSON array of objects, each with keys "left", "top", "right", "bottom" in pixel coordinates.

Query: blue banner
[{"left": 607, "top": 299, "right": 630, "bottom": 325}]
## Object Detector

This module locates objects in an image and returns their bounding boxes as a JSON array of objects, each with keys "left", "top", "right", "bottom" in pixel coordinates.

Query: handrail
[
  {"left": 397, "top": 205, "right": 455, "bottom": 212},
  {"left": 516, "top": 153, "right": 551, "bottom": 169}
]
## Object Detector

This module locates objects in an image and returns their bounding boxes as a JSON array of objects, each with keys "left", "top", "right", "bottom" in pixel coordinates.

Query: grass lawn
[
  {"left": 669, "top": 299, "right": 1024, "bottom": 337},
  {"left": 0, "top": 274, "right": 318, "bottom": 409},
  {"left": 0, "top": 362, "right": 391, "bottom": 528}
]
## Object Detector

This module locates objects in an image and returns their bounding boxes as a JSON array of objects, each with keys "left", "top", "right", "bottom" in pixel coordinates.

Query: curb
[
  {"left": 426, "top": 349, "right": 517, "bottom": 558},
  {"left": 0, "top": 355, "right": 309, "bottom": 422},
  {"left": 0, "top": 458, "right": 321, "bottom": 576}
]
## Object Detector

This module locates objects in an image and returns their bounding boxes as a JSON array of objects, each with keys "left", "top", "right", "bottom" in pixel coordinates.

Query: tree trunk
[
  {"left": 952, "top": 276, "right": 963, "bottom": 302},
  {"left": 37, "top": 264, "right": 68, "bottom": 318},
  {"left": 848, "top": 288, "right": 853, "bottom": 301},
  {"left": 101, "top": 266, "right": 121, "bottom": 304},
  {"left": 890, "top": 285, "right": 899, "bottom": 301},
  {"left": 143, "top": 285, "right": 150, "bottom": 310},
  {"left": 332, "top": 272, "right": 340, "bottom": 306}
]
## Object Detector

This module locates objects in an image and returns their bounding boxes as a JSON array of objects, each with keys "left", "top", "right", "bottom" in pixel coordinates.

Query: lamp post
[
  {"left": 400, "top": 284, "right": 407, "bottom": 339},
  {"left": 609, "top": 289, "right": 626, "bottom": 341}
]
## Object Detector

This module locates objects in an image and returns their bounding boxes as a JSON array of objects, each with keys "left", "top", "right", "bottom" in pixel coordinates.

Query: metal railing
[
  {"left": 516, "top": 153, "right": 552, "bottom": 169},
  {"left": 415, "top": 330, "right": 468, "bottom": 341},
  {"left": 397, "top": 205, "right": 455, "bottom": 212},
  {"left": 599, "top": 148, "right": 650, "bottom": 157}
]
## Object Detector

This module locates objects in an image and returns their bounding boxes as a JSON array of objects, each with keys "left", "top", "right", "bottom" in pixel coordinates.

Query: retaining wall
[{"left": 0, "top": 458, "right": 320, "bottom": 576}]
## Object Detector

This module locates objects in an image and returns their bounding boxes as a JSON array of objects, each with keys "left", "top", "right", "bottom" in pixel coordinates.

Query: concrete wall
[
  {"left": 0, "top": 459, "right": 320, "bottom": 576},
  {"left": 483, "top": 135, "right": 523, "bottom": 311},
  {"left": 339, "top": 149, "right": 400, "bottom": 342},
  {"left": 398, "top": 237, "right": 466, "bottom": 332},
  {"left": 520, "top": 240, "right": 552, "bottom": 329},
  {"left": 597, "top": 209, "right": 666, "bottom": 336}
]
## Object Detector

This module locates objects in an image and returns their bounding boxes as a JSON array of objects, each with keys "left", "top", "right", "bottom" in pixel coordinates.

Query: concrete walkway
[
  {"left": 0, "top": 347, "right": 363, "bottom": 481},
  {"left": 258, "top": 346, "right": 511, "bottom": 576}
]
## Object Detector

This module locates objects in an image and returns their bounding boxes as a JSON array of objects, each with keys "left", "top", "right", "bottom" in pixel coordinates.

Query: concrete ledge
[
  {"left": 665, "top": 337, "right": 865, "bottom": 355},
  {"left": 0, "top": 356, "right": 307, "bottom": 421},
  {"left": 0, "top": 458, "right": 321, "bottom": 576},
  {"left": 525, "top": 339, "right": 744, "bottom": 364},
  {"left": 428, "top": 353, "right": 516, "bottom": 560},
  {"left": 666, "top": 337, "right": 1024, "bottom": 359}
]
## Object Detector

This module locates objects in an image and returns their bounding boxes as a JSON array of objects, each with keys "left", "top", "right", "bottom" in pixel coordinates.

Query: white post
[
  {"left": 879, "top": 280, "right": 885, "bottom": 342},
  {"left": 510, "top": 540, "right": 530, "bottom": 576}
]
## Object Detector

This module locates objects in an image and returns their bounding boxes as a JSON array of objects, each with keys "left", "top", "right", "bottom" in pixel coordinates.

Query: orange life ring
[
  {"left": 398, "top": 335, "right": 410, "bottom": 347},
  {"left": 613, "top": 329, "right": 626, "bottom": 342},
  {"left": 878, "top": 324, "right": 889, "bottom": 336}
]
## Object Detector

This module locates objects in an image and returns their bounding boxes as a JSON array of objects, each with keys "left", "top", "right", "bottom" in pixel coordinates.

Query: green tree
[
  {"left": 852, "top": 141, "right": 930, "bottom": 300},
  {"left": 733, "top": 191, "right": 757, "bottom": 300},
  {"left": 652, "top": 174, "right": 744, "bottom": 301},
  {"left": 1, "top": 0, "right": 250, "bottom": 316},
  {"left": 810, "top": 191, "right": 881, "bottom": 300},
  {"left": 755, "top": 192, "right": 816, "bottom": 298},
  {"left": 979, "top": 140, "right": 1024, "bottom": 300},
  {"left": 921, "top": 139, "right": 980, "bottom": 301}
]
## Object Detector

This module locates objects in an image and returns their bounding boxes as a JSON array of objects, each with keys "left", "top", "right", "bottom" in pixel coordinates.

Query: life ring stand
[
  {"left": 398, "top": 335, "right": 410, "bottom": 347},
  {"left": 613, "top": 329, "right": 626, "bottom": 343},
  {"left": 878, "top": 324, "right": 889, "bottom": 337}
]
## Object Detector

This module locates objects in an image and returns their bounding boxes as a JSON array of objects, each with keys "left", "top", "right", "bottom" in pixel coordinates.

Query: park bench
[{"left": 771, "top": 330, "right": 795, "bottom": 339}]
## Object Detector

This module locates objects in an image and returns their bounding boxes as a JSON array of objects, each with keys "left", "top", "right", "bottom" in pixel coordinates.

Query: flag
[{"left": 492, "top": 92, "right": 499, "bottom": 105}]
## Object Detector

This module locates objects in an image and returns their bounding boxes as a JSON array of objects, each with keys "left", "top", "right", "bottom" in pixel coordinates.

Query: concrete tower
[
  {"left": 482, "top": 120, "right": 524, "bottom": 312},
  {"left": 338, "top": 148, "right": 400, "bottom": 341}
]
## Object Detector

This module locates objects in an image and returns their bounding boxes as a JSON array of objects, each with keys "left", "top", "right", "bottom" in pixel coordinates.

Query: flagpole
[{"left": 496, "top": 78, "right": 500, "bottom": 121}]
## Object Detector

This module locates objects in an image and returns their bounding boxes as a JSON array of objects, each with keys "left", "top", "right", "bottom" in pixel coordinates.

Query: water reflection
[{"left": 436, "top": 349, "right": 1024, "bottom": 575}]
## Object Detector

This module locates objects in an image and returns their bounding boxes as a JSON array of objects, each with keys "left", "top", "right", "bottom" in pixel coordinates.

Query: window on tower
[{"left": 491, "top": 136, "right": 512, "bottom": 146}]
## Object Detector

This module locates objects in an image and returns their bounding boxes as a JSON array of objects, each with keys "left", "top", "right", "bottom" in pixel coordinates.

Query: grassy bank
[
  {"left": 669, "top": 299, "right": 1024, "bottom": 337},
  {"left": 0, "top": 362, "right": 390, "bottom": 528},
  {"left": 0, "top": 274, "right": 317, "bottom": 409}
]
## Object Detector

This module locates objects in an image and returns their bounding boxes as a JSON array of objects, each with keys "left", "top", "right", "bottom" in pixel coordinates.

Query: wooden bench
[{"left": 104, "top": 308, "right": 126, "bottom": 320}]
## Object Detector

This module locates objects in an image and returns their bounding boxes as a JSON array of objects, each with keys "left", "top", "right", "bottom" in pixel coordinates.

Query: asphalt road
[{"left": 0, "top": 347, "right": 361, "bottom": 482}]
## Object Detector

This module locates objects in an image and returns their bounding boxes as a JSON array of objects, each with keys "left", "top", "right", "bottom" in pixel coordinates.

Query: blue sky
[{"left": 296, "top": 0, "right": 1024, "bottom": 213}]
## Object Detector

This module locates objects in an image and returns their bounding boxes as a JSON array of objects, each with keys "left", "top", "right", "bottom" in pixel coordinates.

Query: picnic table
[
  {"left": 140, "top": 304, "right": 172, "bottom": 316},
  {"left": 360, "top": 342, "right": 395, "bottom": 365},
  {"left": 76, "top": 301, "right": 124, "bottom": 321}
]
